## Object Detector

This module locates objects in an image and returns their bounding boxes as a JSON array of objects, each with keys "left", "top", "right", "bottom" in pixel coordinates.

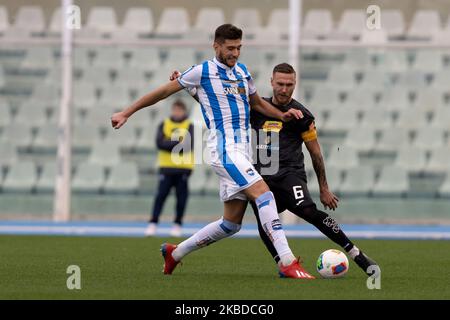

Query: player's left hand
[
  {"left": 320, "top": 189, "right": 339, "bottom": 210},
  {"left": 281, "top": 108, "right": 304, "bottom": 122}
]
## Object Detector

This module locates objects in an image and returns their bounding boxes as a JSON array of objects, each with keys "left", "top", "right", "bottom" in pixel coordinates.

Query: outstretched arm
[
  {"left": 249, "top": 92, "right": 303, "bottom": 122},
  {"left": 304, "top": 135, "right": 339, "bottom": 210},
  {"left": 111, "top": 80, "right": 183, "bottom": 129}
]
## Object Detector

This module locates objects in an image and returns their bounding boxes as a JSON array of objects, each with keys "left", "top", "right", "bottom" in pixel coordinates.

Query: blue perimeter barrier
[{"left": 1, "top": 221, "right": 450, "bottom": 240}]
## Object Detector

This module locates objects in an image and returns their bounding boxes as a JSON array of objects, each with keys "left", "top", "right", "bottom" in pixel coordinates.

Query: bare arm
[
  {"left": 249, "top": 93, "right": 303, "bottom": 121},
  {"left": 111, "top": 80, "right": 183, "bottom": 129},
  {"left": 305, "top": 137, "right": 339, "bottom": 210}
]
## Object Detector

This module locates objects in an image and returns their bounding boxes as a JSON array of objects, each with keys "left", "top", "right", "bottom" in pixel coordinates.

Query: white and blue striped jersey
[{"left": 177, "top": 57, "right": 256, "bottom": 150}]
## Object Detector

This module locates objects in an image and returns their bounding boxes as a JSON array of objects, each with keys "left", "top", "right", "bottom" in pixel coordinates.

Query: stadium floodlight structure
[{"left": 53, "top": 0, "right": 74, "bottom": 221}]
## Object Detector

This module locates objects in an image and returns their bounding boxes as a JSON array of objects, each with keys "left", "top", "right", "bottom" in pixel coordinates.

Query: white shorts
[{"left": 209, "top": 143, "right": 262, "bottom": 202}]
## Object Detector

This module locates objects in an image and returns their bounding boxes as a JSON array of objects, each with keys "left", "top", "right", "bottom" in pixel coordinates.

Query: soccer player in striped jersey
[{"left": 111, "top": 24, "right": 314, "bottom": 279}]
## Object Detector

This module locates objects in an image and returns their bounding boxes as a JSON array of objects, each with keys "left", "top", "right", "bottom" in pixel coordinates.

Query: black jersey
[{"left": 250, "top": 97, "right": 315, "bottom": 180}]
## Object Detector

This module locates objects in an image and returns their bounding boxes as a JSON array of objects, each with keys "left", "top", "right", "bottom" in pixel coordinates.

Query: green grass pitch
[{"left": 1, "top": 235, "right": 449, "bottom": 299}]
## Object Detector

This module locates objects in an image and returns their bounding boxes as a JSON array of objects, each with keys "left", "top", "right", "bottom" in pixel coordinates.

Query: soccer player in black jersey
[{"left": 250, "top": 63, "right": 378, "bottom": 276}]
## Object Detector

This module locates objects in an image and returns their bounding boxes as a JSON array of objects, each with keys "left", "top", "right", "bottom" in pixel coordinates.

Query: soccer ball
[{"left": 316, "top": 249, "right": 349, "bottom": 278}]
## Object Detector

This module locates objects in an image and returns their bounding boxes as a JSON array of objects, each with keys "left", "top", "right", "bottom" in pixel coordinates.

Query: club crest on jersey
[
  {"left": 246, "top": 168, "right": 255, "bottom": 176},
  {"left": 262, "top": 121, "right": 283, "bottom": 133}
]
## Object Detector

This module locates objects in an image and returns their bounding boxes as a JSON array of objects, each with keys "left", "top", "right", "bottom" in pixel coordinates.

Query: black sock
[{"left": 295, "top": 205, "right": 354, "bottom": 252}]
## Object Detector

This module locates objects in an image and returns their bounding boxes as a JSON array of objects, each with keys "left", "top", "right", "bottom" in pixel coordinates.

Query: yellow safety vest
[{"left": 157, "top": 118, "right": 194, "bottom": 170}]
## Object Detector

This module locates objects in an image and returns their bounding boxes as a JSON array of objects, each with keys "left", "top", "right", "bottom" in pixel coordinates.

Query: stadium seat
[
  {"left": 72, "top": 83, "right": 97, "bottom": 110},
  {"left": 0, "top": 6, "right": 9, "bottom": 34},
  {"left": 343, "top": 49, "right": 375, "bottom": 71},
  {"left": 189, "top": 165, "right": 208, "bottom": 194},
  {"left": 47, "top": 7, "right": 61, "bottom": 36},
  {"left": 0, "top": 104, "right": 12, "bottom": 128},
  {"left": 376, "top": 128, "right": 410, "bottom": 152},
  {"left": 155, "top": 7, "right": 190, "bottom": 37},
  {"left": 114, "top": 68, "right": 148, "bottom": 90},
  {"left": 381, "top": 10, "right": 405, "bottom": 39},
  {"left": 327, "top": 146, "right": 359, "bottom": 169},
  {"left": 343, "top": 127, "right": 376, "bottom": 152},
  {"left": 394, "top": 147, "right": 427, "bottom": 172},
  {"left": 413, "top": 89, "right": 445, "bottom": 112},
  {"left": 438, "top": 171, "right": 450, "bottom": 197},
  {"left": 412, "top": 50, "right": 444, "bottom": 72},
  {"left": 76, "top": 68, "right": 112, "bottom": 88},
  {"left": 20, "top": 47, "right": 56, "bottom": 70},
  {"left": 302, "top": 9, "right": 333, "bottom": 39},
  {"left": 13, "top": 104, "right": 50, "bottom": 127},
  {"left": 377, "top": 87, "right": 410, "bottom": 110},
  {"left": 308, "top": 166, "right": 342, "bottom": 194},
  {"left": 375, "top": 51, "right": 409, "bottom": 72},
  {"left": 359, "top": 108, "right": 394, "bottom": 129},
  {"left": 193, "top": 8, "right": 225, "bottom": 37},
  {"left": 120, "top": 7, "right": 154, "bottom": 38},
  {"left": 163, "top": 48, "right": 198, "bottom": 71},
  {"left": 92, "top": 48, "right": 126, "bottom": 69},
  {"left": 0, "top": 124, "right": 33, "bottom": 149},
  {"left": 344, "top": 89, "right": 378, "bottom": 111},
  {"left": 72, "top": 162, "right": 105, "bottom": 193},
  {"left": 335, "top": 10, "right": 366, "bottom": 39},
  {"left": 127, "top": 48, "right": 161, "bottom": 71},
  {"left": 29, "top": 84, "right": 60, "bottom": 107},
  {"left": 73, "top": 48, "right": 92, "bottom": 69},
  {"left": 72, "top": 124, "right": 100, "bottom": 151},
  {"left": 2, "top": 161, "right": 37, "bottom": 193},
  {"left": 204, "top": 171, "right": 220, "bottom": 195},
  {"left": 32, "top": 125, "right": 58, "bottom": 151},
  {"left": 340, "top": 166, "right": 375, "bottom": 196},
  {"left": 83, "top": 105, "right": 117, "bottom": 127},
  {"left": 85, "top": 6, "right": 118, "bottom": 36},
  {"left": 266, "top": 9, "right": 289, "bottom": 40},
  {"left": 35, "top": 162, "right": 56, "bottom": 193},
  {"left": 373, "top": 166, "right": 409, "bottom": 196},
  {"left": 88, "top": 143, "right": 121, "bottom": 166},
  {"left": 359, "top": 28, "right": 387, "bottom": 45},
  {"left": 395, "top": 110, "right": 429, "bottom": 129},
  {"left": 323, "top": 109, "right": 358, "bottom": 131},
  {"left": 0, "top": 143, "right": 18, "bottom": 168},
  {"left": 232, "top": 9, "right": 262, "bottom": 37},
  {"left": 326, "top": 67, "right": 356, "bottom": 90},
  {"left": 308, "top": 86, "right": 342, "bottom": 113},
  {"left": 104, "top": 162, "right": 139, "bottom": 194},
  {"left": 9, "top": 6, "right": 45, "bottom": 36},
  {"left": 412, "top": 127, "right": 445, "bottom": 150},
  {"left": 102, "top": 125, "right": 138, "bottom": 149},
  {"left": 99, "top": 85, "right": 133, "bottom": 106},
  {"left": 407, "top": 10, "right": 442, "bottom": 40},
  {"left": 359, "top": 70, "right": 392, "bottom": 90},
  {"left": 432, "top": 71, "right": 450, "bottom": 91},
  {"left": 425, "top": 149, "right": 450, "bottom": 173},
  {"left": 431, "top": 108, "right": 450, "bottom": 130},
  {"left": 394, "top": 71, "right": 427, "bottom": 90}
]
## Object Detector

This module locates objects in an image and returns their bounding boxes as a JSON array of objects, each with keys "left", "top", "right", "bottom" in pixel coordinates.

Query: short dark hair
[
  {"left": 172, "top": 99, "right": 187, "bottom": 111},
  {"left": 214, "top": 24, "right": 243, "bottom": 44},
  {"left": 273, "top": 63, "right": 296, "bottom": 75}
]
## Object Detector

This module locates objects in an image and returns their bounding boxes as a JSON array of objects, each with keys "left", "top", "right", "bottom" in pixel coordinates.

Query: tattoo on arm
[{"left": 311, "top": 152, "right": 328, "bottom": 190}]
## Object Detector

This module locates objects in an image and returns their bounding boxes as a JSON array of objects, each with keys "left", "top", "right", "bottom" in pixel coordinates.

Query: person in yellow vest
[{"left": 145, "top": 99, "right": 194, "bottom": 237}]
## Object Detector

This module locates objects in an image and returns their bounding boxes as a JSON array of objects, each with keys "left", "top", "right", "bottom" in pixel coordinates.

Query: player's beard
[{"left": 218, "top": 52, "right": 237, "bottom": 68}]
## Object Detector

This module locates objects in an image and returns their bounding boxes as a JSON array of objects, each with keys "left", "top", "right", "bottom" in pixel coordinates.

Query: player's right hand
[
  {"left": 320, "top": 189, "right": 339, "bottom": 211},
  {"left": 111, "top": 111, "right": 128, "bottom": 129},
  {"left": 170, "top": 70, "right": 181, "bottom": 81}
]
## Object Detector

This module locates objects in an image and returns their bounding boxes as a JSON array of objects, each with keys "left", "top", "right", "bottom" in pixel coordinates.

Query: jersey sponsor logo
[
  {"left": 223, "top": 86, "right": 246, "bottom": 95},
  {"left": 262, "top": 121, "right": 283, "bottom": 133}
]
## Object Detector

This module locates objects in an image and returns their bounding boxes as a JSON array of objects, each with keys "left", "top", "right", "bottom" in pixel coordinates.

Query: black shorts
[{"left": 264, "top": 173, "right": 315, "bottom": 213}]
